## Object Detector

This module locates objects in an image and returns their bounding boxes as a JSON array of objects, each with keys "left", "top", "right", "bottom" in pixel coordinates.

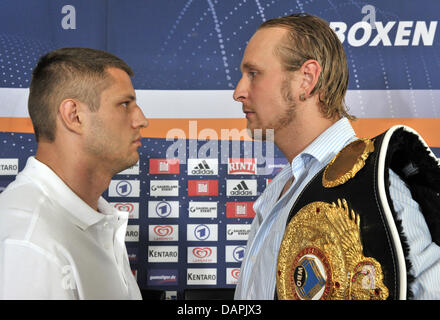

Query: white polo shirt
[{"left": 0, "top": 157, "right": 142, "bottom": 300}]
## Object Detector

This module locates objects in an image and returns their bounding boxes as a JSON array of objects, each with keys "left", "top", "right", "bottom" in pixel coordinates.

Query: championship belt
[{"left": 276, "top": 126, "right": 440, "bottom": 300}]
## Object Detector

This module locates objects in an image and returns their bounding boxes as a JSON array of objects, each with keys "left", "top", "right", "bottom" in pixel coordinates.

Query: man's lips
[
  {"left": 243, "top": 110, "right": 256, "bottom": 119},
  {"left": 132, "top": 136, "right": 142, "bottom": 146}
]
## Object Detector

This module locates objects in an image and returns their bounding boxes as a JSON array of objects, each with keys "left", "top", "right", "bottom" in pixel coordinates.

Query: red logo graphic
[
  {"left": 153, "top": 225, "right": 174, "bottom": 237},
  {"left": 228, "top": 158, "right": 257, "bottom": 175},
  {"left": 226, "top": 202, "right": 256, "bottom": 218},
  {"left": 188, "top": 180, "right": 218, "bottom": 196},
  {"left": 192, "top": 247, "right": 212, "bottom": 259},
  {"left": 149, "top": 158, "right": 180, "bottom": 174},
  {"left": 231, "top": 268, "right": 240, "bottom": 280},
  {"left": 113, "top": 203, "right": 134, "bottom": 213}
]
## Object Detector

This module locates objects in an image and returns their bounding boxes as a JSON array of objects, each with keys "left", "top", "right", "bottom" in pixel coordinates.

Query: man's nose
[
  {"left": 233, "top": 77, "right": 248, "bottom": 103},
  {"left": 132, "top": 105, "right": 149, "bottom": 129}
]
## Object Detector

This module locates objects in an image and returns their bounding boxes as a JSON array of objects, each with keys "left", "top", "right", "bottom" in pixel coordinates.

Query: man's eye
[
  {"left": 248, "top": 71, "right": 257, "bottom": 79},
  {"left": 121, "top": 102, "right": 129, "bottom": 107}
]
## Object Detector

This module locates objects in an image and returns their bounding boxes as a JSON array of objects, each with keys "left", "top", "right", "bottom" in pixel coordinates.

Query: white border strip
[{"left": 0, "top": 88, "right": 439, "bottom": 119}]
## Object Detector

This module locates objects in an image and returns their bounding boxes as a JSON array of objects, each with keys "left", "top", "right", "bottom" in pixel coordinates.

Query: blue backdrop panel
[{"left": 0, "top": 0, "right": 439, "bottom": 90}]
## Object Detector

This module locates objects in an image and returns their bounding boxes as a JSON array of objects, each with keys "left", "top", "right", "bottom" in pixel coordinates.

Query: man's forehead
[
  {"left": 248, "top": 27, "right": 288, "bottom": 48},
  {"left": 102, "top": 68, "right": 135, "bottom": 97},
  {"left": 240, "top": 27, "right": 288, "bottom": 70},
  {"left": 105, "top": 67, "right": 131, "bottom": 81}
]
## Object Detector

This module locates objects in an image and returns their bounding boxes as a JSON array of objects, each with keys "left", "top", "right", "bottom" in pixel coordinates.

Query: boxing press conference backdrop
[{"left": 0, "top": 0, "right": 439, "bottom": 299}]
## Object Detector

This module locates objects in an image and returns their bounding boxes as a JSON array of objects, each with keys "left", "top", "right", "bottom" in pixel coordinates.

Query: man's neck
[
  {"left": 274, "top": 115, "right": 338, "bottom": 164},
  {"left": 35, "top": 142, "right": 110, "bottom": 212}
]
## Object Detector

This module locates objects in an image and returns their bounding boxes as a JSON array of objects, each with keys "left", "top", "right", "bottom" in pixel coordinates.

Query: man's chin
[
  {"left": 127, "top": 152, "right": 140, "bottom": 168},
  {"left": 114, "top": 153, "right": 139, "bottom": 175}
]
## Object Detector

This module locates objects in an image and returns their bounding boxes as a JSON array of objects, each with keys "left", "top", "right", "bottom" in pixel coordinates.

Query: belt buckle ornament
[
  {"left": 323, "top": 138, "right": 374, "bottom": 188},
  {"left": 277, "top": 199, "right": 388, "bottom": 300}
]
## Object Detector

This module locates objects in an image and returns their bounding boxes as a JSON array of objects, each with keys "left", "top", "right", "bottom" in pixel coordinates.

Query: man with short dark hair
[
  {"left": 0, "top": 48, "right": 148, "bottom": 299},
  {"left": 233, "top": 14, "right": 440, "bottom": 300}
]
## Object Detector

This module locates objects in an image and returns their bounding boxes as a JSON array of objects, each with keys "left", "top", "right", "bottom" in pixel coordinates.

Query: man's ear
[
  {"left": 58, "top": 99, "right": 84, "bottom": 135},
  {"left": 299, "top": 59, "right": 322, "bottom": 98}
]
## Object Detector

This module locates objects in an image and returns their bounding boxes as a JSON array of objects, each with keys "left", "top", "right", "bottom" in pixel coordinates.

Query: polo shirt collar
[{"left": 22, "top": 157, "right": 106, "bottom": 230}]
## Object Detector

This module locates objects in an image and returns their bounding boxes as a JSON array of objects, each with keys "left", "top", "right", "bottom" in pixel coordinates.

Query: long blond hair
[{"left": 259, "top": 13, "right": 355, "bottom": 120}]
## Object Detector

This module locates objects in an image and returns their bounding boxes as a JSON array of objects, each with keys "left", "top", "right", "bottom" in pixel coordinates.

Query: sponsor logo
[
  {"left": 147, "top": 269, "right": 178, "bottom": 286},
  {"left": 226, "top": 180, "right": 257, "bottom": 197},
  {"left": 187, "top": 247, "right": 217, "bottom": 263},
  {"left": 148, "top": 201, "right": 179, "bottom": 218},
  {"left": 188, "top": 180, "right": 218, "bottom": 196},
  {"left": 109, "top": 180, "right": 140, "bottom": 197},
  {"left": 111, "top": 202, "right": 139, "bottom": 219},
  {"left": 195, "top": 225, "right": 210, "bottom": 241},
  {"left": 226, "top": 224, "right": 251, "bottom": 241},
  {"left": 188, "top": 201, "right": 218, "bottom": 218},
  {"left": 125, "top": 225, "right": 139, "bottom": 242},
  {"left": 187, "top": 159, "right": 218, "bottom": 175},
  {"left": 187, "top": 268, "right": 217, "bottom": 285},
  {"left": 148, "top": 246, "right": 179, "bottom": 263},
  {"left": 115, "top": 181, "right": 131, "bottom": 196},
  {"left": 228, "top": 158, "right": 257, "bottom": 175},
  {"left": 150, "top": 180, "right": 179, "bottom": 197},
  {"left": 149, "top": 158, "right": 180, "bottom": 174},
  {"left": 149, "top": 225, "right": 179, "bottom": 241},
  {"left": 226, "top": 245, "right": 246, "bottom": 263},
  {"left": 330, "top": 20, "right": 438, "bottom": 47},
  {"left": 117, "top": 161, "right": 139, "bottom": 175},
  {"left": 226, "top": 268, "right": 241, "bottom": 285},
  {"left": 226, "top": 202, "right": 255, "bottom": 218},
  {"left": 0, "top": 159, "right": 18, "bottom": 175},
  {"left": 187, "top": 224, "right": 218, "bottom": 241}
]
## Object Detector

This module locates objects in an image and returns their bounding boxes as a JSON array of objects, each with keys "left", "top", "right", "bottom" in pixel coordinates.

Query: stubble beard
[
  {"left": 248, "top": 76, "right": 296, "bottom": 141},
  {"left": 85, "top": 117, "right": 139, "bottom": 176}
]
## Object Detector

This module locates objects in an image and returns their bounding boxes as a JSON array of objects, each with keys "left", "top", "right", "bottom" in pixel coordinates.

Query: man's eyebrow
[
  {"left": 118, "top": 94, "right": 136, "bottom": 101},
  {"left": 241, "top": 62, "right": 260, "bottom": 71}
]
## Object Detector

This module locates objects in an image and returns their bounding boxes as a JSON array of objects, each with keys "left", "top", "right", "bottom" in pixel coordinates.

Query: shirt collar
[
  {"left": 294, "top": 117, "right": 357, "bottom": 165},
  {"left": 22, "top": 157, "right": 108, "bottom": 230}
]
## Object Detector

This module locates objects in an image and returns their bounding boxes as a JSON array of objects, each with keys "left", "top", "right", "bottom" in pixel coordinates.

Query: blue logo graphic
[
  {"left": 296, "top": 257, "right": 326, "bottom": 300},
  {"left": 233, "top": 246, "right": 246, "bottom": 262},
  {"left": 116, "top": 180, "right": 132, "bottom": 196},
  {"left": 156, "top": 201, "right": 172, "bottom": 217},
  {"left": 194, "top": 224, "right": 210, "bottom": 241}
]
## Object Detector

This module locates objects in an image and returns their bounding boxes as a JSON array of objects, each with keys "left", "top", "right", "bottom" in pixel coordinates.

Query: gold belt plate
[
  {"left": 277, "top": 199, "right": 389, "bottom": 300},
  {"left": 323, "top": 138, "right": 374, "bottom": 188}
]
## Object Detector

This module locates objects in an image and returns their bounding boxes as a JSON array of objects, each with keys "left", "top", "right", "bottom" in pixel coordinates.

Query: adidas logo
[
  {"left": 188, "top": 159, "right": 218, "bottom": 175},
  {"left": 227, "top": 180, "right": 257, "bottom": 196},
  {"left": 233, "top": 180, "right": 249, "bottom": 191},
  {"left": 191, "top": 160, "right": 214, "bottom": 175}
]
